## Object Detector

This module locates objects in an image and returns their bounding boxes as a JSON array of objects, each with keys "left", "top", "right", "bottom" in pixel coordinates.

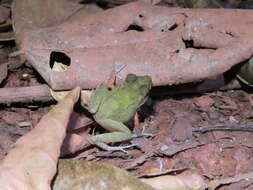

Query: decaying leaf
[
  {"left": 0, "top": 18, "right": 14, "bottom": 41},
  {"left": 12, "top": 0, "right": 83, "bottom": 47},
  {"left": 18, "top": 2, "right": 253, "bottom": 91},
  {"left": 0, "top": 31, "right": 14, "bottom": 41},
  {"left": 184, "top": 0, "right": 224, "bottom": 8},
  {"left": 53, "top": 159, "right": 155, "bottom": 190},
  {"left": 0, "top": 63, "right": 7, "bottom": 84},
  {"left": 0, "top": 87, "right": 80, "bottom": 190},
  {"left": 0, "top": 5, "right": 10, "bottom": 24},
  {"left": 142, "top": 170, "right": 206, "bottom": 190}
]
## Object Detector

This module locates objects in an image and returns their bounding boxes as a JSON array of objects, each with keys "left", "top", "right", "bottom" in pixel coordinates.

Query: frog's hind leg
[
  {"left": 91, "top": 119, "right": 136, "bottom": 153},
  {"left": 92, "top": 119, "right": 132, "bottom": 143}
]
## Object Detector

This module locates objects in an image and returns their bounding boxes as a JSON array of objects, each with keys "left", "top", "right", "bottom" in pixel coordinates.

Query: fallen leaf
[
  {"left": 12, "top": 0, "right": 83, "bottom": 47},
  {"left": 171, "top": 118, "right": 193, "bottom": 142},
  {"left": 19, "top": 2, "right": 253, "bottom": 90},
  {"left": 0, "top": 87, "right": 80, "bottom": 190},
  {"left": 0, "top": 63, "right": 7, "bottom": 84},
  {"left": 0, "top": 6, "right": 9, "bottom": 24},
  {"left": 194, "top": 95, "right": 215, "bottom": 110},
  {"left": 53, "top": 159, "right": 155, "bottom": 190},
  {"left": 142, "top": 170, "right": 206, "bottom": 190}
]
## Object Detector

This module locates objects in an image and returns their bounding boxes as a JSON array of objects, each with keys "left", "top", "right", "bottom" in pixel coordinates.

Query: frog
[{"left": 86, "top": 73, "right": 152, "bottom": 152}]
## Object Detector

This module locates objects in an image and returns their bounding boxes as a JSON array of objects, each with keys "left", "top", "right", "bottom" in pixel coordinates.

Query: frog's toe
[
  {"left": 117, "top": 143, "right": 138, "bottom": 154},
  {"left": 132, "top": 132, "right": 154, "bottom": 138},
  {"left": 133, "top": 124, "right": 155, "bottom": 138},
  {"left": 93, "top": 141, "right": 138, "bottom": 154}
]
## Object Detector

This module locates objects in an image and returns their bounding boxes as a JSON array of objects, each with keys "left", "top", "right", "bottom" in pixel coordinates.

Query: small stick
[
  {"left": 0, "top": 77, "right": 242, "bottom": 105},
  {"left": 0, "top": 85, "right": 53, "bottom": 104},
  {"left": 193, "top": 124, "right": 253, "bottom": 133}
]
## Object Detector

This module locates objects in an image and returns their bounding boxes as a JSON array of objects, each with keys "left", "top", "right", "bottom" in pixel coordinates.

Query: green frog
[{"left": 86, "top": 74, "right": 152, "bottom": 152}]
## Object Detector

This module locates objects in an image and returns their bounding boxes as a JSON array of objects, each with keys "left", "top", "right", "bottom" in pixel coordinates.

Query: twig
[
  {"left": 193, "top": 124, "right": 253, "bottom": 133},
  {"left": 0, "top": 77, "right": 241, "bottom": 105},
  {"left": 0, "top": 85, "right": 53, "bottom": 104}
]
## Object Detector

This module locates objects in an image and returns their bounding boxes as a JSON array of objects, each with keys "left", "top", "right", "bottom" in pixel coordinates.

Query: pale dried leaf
[
  {"left": 0, "top": 63, "right": 7, "bottom": 84},
  {"left": 142, "top": 170, "right": 206, "bottom": 190},
  {"left": 12, "top": 0, "right": 83, "bottom": 47},
  {"left": 0, "top": 6, "right": 9, "bottom": 24},
  {"left": 0, "top": 87, "right": 80, "bottom": 190}
]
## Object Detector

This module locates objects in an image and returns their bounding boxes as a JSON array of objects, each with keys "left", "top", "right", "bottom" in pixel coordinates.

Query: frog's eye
[{"left": 126, "top": 74, "right": 137, "bottom": 83}]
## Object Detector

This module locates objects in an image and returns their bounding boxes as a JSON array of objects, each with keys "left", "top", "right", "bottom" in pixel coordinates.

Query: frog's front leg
[
  {"left": 91, "top": 119, "right": 135, "bottom": 152},
  {"left": 88, "top": 84, "right": 109, "bottom": 114}
]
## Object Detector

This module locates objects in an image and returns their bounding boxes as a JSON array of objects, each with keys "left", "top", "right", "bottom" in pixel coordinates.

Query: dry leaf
[
  {"left": 0, "top": 87, "right": 80, "bottom": 190},
  {"left": 142, "top": 170, "right": 206, "bottom": 190},
  {"left": 0, "top": 6, "right": 9, "bottom": 24},
  {"left": 53, "top": 159, "right": 155, "bottom": 190},
  {"left": 12, "top": 0, "right": 83, "bottom": 47},
  {"left": 0, "top": 63, "right": 7, "bottom": 84}
]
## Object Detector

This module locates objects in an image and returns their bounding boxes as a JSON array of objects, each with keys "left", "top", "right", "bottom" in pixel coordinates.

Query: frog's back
[{"left": 95, "top": 85, "right": 145, "bottom": 122}]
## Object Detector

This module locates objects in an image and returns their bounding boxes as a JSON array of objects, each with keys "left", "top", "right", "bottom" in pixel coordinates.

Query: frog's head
[{"left": 126, "top": 74, "right": 152, "bottom": 96}]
